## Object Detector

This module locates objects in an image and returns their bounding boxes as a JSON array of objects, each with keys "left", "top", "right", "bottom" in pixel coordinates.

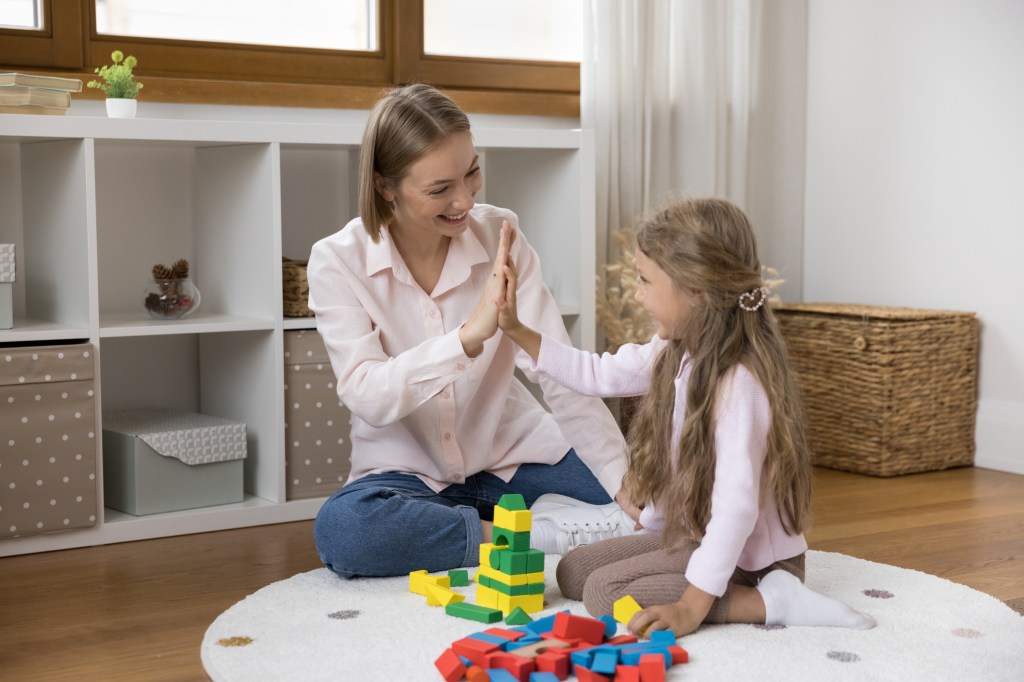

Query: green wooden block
[
  {"left": 505, "top": 606, "right": 534, "bottom": 626},
  {"left": 483, "top": 576, "right": 545, "bottom": 596},
  {"left": 492, "top": 527, "right": 531, "bottom": 552},
  {"left": 448, "top": 568, "right": 470, "bottom": 587},
  {"left": 527, "top": 548, "right": 545, "bottom": 573},
  {"left": 490, "top": 548, "right": 529, "bottom": 575},
  {"left": 497, "top": 493, "right": 527, "bottom": 511},
  {"left": 445, "top": 601, "right": 503, "bottom": 624}
]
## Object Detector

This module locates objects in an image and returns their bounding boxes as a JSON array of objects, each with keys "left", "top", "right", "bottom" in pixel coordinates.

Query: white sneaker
[{"left": 529, "top": 494, "right": 638, "bottom": 555}]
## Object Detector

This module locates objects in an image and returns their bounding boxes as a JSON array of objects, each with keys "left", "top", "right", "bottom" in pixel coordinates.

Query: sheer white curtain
[{"left": 583, "top": 0, "right": 807, "bottom": 302}]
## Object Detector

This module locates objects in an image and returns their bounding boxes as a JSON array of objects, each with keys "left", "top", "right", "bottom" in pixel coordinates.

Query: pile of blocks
[
  {"left": 435, "top": 609, "right": 689, "bottom": 682},
  {"left": 476, "top": 494, "right": 546, "bottom": 616}
]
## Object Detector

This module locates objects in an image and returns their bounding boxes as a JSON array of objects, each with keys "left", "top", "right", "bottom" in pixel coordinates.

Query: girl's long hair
[{"left": 621, "top": 198, "right": 812, "bottom": 547}]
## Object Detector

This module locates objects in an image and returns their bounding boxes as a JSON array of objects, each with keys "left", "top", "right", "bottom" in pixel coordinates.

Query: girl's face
[
  {"left": 376, "top": 131, "right": 483, "bottom": 242},
  {"left": 634, "top": 248, "right": 700, "bottom": 340}
]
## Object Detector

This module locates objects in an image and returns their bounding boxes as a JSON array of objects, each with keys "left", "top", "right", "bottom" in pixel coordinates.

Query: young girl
[{"left": 496, "top": 197, "right": 876, "bottom": 636}]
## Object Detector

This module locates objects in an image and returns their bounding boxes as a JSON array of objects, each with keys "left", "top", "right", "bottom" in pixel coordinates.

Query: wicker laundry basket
[
  {"left": 775, "top": 303, "right": 979, "bottom": 476},
  {"left": 282, "top": 258, "right": 311, "bottom": 318}
]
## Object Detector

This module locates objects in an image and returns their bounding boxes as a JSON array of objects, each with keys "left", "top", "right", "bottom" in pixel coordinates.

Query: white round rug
[{"left": 201, "top": 550, "right": 1024, "bottom": 681}]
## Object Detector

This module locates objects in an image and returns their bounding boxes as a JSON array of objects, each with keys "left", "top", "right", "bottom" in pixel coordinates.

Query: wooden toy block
[
  {"left": 535, "top": 650, "right": 571, "bottom": 680},
  {"left": 480, "top": 573, "right": 545, "bottom": 597},
  {"left": 494, "top": 506, "right": 533, "bottom": 533},
  {"left": 434, "top": 648, "right": 467, "bottom": 682},
  {"left": 613, "top": 595, "right": 643, "bottom": 625},
  {"left": 570, "top": 647, "right": 595, "bottom": 670},
  {"left": 479, "top": 542, "right": 499, "bottom": 569},
  {"left": 574, "top": 666, "right": 612, "bottom": 682},
  {"left": 452, "top": 636, "right": 501, "bottom": 667},
  {"left": 492, "top": 548, "right": 545, "bottom": 575},
  {"left": 448, "top": 568, "right": 471, "bottom": 587},
  {"left": 619, "top": 643, "right": 671, "bottom": 667},
  {"left": 649, "top": 630, "right": 675, "bottom": 644},
  {"left": 525, "top": 611, "right": 565, "bottom": 635},
  {"left": 492, "top": 526, "right": 532, "bottom": 551},
  {"left": 485, "top": 651, "right": 537, "bottom": 682},
  {"left": 426, "top": 583, "right": 465, "bottom": 607},
  {"left": 483, "top": 627, "right": 528, "bottom": 645},
  {"left": 498, "top": 591, "right": 544, "bottom": 615},
  {"left": 529, "top": 673, "right": 561, "bottom": 682},
  {"left": 485, "top": 669, "right": 520, "bottom": 682},
  {"left": 446, "top": 601, "right": 503, "bottom": 624},
  {"left": 638, "top": 653, "right": 666, "bottom": 682},
  {"left": 527, "top": 549, "right": 545, "bottom": 573},
  {"left": 471, "top": 631, "right": 519, "bottom": 650},
  {"left": 409, "top": 569, "right": 428, "bottom": 594},
  {"left": 552, "top": 612, "right": 606, "bottom": 645},
  {"left": 590, "top": 650, "right": 619, "bottom": 675},
  {"left": 505, "top": 606, "right": 534, "bottom": 625},
  {"left": 614, "top": 665, "right": 641, "bottom": 682},
  {"left": 476, "top": 584, "right": 501, "bottom": 610},
  {"left": 598, "top": 614, "right": 616, "bottom": 639},
  {"left": 606, "top": 634, "right": 639, "bottom": 645},
  {"left": 668, "top": 644, "right": 689, "bottom": 664},
  {"left": 465, "top": 665, "right": 489, "bottom": 682},
  {"left": 507, "top": 638, "right": 571, "bottom": 659},
  {"left": 478, "top": 564, "right": 545, "bottom": 587},
  {"left": 498, "top": 493, "right": 527, "bottom": 511}
]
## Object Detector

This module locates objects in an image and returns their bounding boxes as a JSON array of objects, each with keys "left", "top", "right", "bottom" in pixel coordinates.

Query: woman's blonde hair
[
  {"left": 621, "top": 197, "right": 812, "bottom": 548},
  {"left": 358, "top": 83, "right": 471, "bottom": 242}
]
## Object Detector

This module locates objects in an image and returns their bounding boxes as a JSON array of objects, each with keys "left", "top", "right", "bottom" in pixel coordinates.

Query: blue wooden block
[
  {"left": 570, "top": 648, "right": 595, "bottom": 669},
  {"left": 591, "top": 649, "right": 619, "bottom": 675},
  {"left": 619, "top": 642, "right": 671, "bottom": 667},
  {"left": 486, "top": 669, "right": 519, "bottom": 682},
  {"left": 650, "top": 629, "right": 676, "bottom": 644},
  {"left": 598, "top": 613, "right": 617, "bottom": 639},
  {"left": 529, "top": 673, "right": 561, "bottom": 682},
  {"left": 470, "top": 631, "right": 514, "bottom": 648},
  {"left": 524, "top": 610, "right": 566, "bottom": 634}
]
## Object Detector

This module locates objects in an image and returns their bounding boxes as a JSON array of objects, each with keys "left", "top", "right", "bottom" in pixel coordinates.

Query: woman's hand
[
  {"left": 496, "top": 250, "right": 541, "bottom": 360},
  {"left": 627, "top": 585, "right": 715, "bottom": 638},
  {"left": 459, "top": 221, "right": 515, "bottom": 357}
]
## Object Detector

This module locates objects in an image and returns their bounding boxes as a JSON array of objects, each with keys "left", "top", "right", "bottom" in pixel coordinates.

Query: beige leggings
[{"left": 556, "top": 533, "right": 805, "bottom": 622}]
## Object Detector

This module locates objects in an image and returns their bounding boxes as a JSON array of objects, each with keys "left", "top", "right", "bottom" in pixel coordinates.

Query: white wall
[{"left": 804, "top": 0, "right": 1024, "bottom": 473}]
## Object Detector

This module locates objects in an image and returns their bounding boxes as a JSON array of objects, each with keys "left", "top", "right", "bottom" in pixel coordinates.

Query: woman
[{"left": 307, "top": 84, "right": 639, "bottom": 578}]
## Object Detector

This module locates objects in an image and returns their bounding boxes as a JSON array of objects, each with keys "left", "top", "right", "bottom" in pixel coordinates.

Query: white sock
[{"left": 756, "top": 570, "right": 876, "bottom": 630}]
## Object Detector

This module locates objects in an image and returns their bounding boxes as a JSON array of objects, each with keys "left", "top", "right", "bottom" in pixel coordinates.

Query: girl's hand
[
  {"left": 459, "top": 221, "right": 515, "bottom": 357},
  {"left": 614, "top": 489, "right": 643, "bottom": 528},
  {"left": 496, "top": 251, "right": 541, "bottom": 360},
  {"left": 627, "top": 585, "right": 715, "bottom": 638}
]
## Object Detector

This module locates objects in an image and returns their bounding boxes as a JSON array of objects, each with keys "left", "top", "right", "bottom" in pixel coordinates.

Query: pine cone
[
  {"left": 171, "top": 259, "right": 190, "bottom": 279},
  {"left": 152, "top": 263, "right": 173, "bottom": 280}
]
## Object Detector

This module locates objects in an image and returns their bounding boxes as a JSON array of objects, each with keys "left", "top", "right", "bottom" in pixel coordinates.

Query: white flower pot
[{"left": 105, "top": 98, "right": 138, "bottom": 119}]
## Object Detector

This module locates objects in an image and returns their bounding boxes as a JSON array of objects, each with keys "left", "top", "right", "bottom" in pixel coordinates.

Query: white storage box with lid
[
  {"left": 1, "top": 342, "right": 98, "bottom": 538},
  {"left": 101, "top": 409, "right": 246, "bottom": 515}
]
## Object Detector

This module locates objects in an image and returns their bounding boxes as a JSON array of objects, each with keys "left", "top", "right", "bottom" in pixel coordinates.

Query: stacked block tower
[{"left": 475, "top": 493, "right": 546, "bottom": 615}]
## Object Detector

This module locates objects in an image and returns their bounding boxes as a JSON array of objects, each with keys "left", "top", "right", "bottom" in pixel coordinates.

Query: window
[{"left": 0, "top": 0, "right": 580, "bottom": 116}]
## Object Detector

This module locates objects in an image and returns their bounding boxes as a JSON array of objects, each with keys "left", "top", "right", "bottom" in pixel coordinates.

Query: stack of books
[{"left": 0, "top": 73, "right": 83, "bottom": 115}]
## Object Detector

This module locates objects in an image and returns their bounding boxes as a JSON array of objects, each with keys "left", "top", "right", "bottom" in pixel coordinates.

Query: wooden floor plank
[{"left": 1, "top": 466, "right": 1022, "bottom": 681}]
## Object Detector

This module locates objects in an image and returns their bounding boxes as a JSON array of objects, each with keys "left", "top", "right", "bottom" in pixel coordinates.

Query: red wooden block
[
  {"left": 483, "top": 627, "right": 527, "bottom": 643},
  {"left": 434, "top": 647, "right": 467, "bottom": 682},
  {"left": 536, "top": 650, "right": 571, "bottom": 680},
  {"left": 552, "top": 612, "right": 607, "bottom": 645},
  {"left": 638, "top": 653, "right": 666, "bottom": 682},
  {"left": 452, "top": 636, "right": 500, "bottom": 667},
  {"left": 615, "top": 665, "right": 642, "bottom": 682},
  {"left": 540, "top": 631, "right": 583, "bottom": 645},
  {"left": 574, "top": 665, "right": 612, "bottom": 682},
  {"left": 485, "top": 651, "right": 536, "bottom": 682},
  {"left": 668, "top": 644, "right": 689, "bottom": 664},
  {"left": 606, "top": 634, "right": 639, "bottom": 645}
]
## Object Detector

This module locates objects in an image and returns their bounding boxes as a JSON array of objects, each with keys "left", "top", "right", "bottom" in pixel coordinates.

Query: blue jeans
[{"left": 313, "top": 449, "right": 611, "bottom": 578}]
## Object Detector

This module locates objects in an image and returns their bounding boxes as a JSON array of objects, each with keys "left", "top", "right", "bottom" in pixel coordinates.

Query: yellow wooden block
[
  {"left": 409, "top": 570, "right": 450, "bottom": 596},
  {"left": 479, "top": 542, "right": 498, "bottom": 570},
  {"left": 476, "top": 584, "right": 500, "bottom": 609},
  {"left": 493, "top": 506, "right": 533, "bottom": 533},
  {"left": 498, "top": 592, "right": 544, "bottom": 615},
  {"left": 476, "top": 564, "right": 545, "bottom": 587},
  {"left": 425, "top": 583, "right": 465, "bottom": 607},
  {"left": 613, "top": 594, "right": 643, "bottom": 625}
]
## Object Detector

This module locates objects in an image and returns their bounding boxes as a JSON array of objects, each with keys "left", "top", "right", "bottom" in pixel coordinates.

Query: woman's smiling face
[{"left": 379, "top": 131, "right": 483, "bottom": 241}]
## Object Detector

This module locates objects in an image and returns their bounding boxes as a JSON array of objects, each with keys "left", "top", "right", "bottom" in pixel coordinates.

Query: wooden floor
[{"left": 1, "top": 466, "right": 1022, "bottom": 681}]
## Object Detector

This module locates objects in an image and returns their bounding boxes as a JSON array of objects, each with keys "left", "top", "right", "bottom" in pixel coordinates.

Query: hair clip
[{"left": 738, "top": 285, "right": 768, "bottom": 312}]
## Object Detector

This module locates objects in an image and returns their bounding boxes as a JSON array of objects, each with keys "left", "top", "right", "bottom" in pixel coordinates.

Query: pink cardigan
[{"left": 535, "top": 335, "right": 808, "bottom": 597}]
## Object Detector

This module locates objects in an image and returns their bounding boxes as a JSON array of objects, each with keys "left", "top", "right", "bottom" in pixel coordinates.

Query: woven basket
[
  {"left": 775, "top": 303, "right": 979, "bottom": 476},
  {"left": 282, "top": 258, "right": 311, "bottom": 318}
]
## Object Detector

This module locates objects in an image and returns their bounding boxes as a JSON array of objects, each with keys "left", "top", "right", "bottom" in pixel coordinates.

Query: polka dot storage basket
[
  {"left": 775, "top": 303, "right": 979, "bottom": 476},
  {"left": 283, "top": 330, "right": 351, "bottom": 499},
  {"left": 1, "top": 343, "right": 98, "bottom": 538}
]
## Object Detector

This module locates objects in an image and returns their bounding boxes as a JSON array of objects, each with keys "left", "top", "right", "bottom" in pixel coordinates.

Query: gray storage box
[
  {"left": 102, "top": 409, "right": 246, "bottom": 515},
  {"left": 284, "top": 330, "right": 351, "bottom": 499},
  {"left": 0, "top": 343, "right": 98, "bottom": 538},
  {"left": 0, "top": 243, "right": 14, "bottom": 329}
]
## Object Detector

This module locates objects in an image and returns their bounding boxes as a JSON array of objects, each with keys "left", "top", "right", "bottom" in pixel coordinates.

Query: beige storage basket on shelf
[
  {"left": 282, "top": 258, "right": 311, "bottom": 318},
  {"left": 775, "top": 303, "right": 979, "bottom": 476}
]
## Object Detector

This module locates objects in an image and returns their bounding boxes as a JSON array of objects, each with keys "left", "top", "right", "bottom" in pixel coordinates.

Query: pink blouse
[
  {"left": 306, "top": 204, "right": 628, "bottom": 498},
  {"left": 535, "top": 335, "right": 808, "bottom": 597}
]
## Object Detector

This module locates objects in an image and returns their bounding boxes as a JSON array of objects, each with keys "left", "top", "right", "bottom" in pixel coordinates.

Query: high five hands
[{"left": 459, "top": 221, "right": 516, "bottom": 357}]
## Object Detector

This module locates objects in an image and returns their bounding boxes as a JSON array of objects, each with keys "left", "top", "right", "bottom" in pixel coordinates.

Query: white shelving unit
[{"left": 0, "top": 114, "right": 595, "bottom": 557}]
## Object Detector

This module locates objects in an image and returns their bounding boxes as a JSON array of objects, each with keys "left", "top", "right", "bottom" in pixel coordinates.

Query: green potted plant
[{"left": 87, "top": 50, "right": 144, "bottom": 119}]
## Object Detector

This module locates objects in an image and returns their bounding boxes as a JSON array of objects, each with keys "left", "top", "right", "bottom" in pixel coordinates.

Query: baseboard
[{"left": 974, "top": 399, "right": 1024, "bottom": 476}]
